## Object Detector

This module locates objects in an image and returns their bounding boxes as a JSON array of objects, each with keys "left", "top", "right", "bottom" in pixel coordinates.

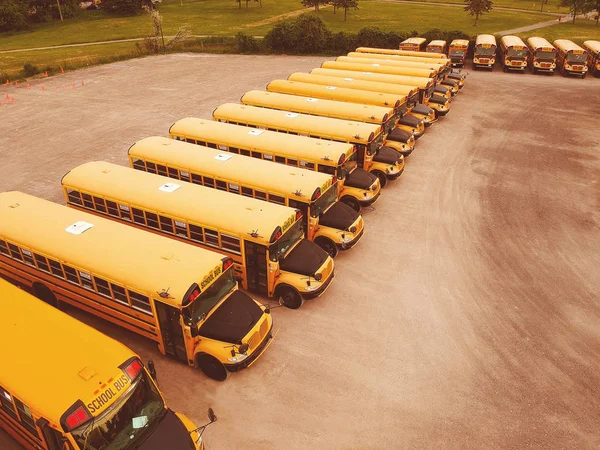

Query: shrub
[
  {"left": 0, "top": 0, "right": 29, "bottom": 31},
  {"left": 236, "top": 32, "right": 261, "bottom": 53},
  {"left": 104, "top": 0, "right": 144, "bottom": 16},
  {"left": 22, "top": 63, "right": 41, "bottom": 77},
  {"left": 355, "top": 27, "right": 406, "bottom": 49},
  {"left": 265, "top": 13, "right": 329, "bottom": 54}
]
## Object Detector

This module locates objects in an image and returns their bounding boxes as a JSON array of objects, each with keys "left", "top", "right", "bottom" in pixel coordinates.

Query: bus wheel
[
  {"left": 315, "top": 237, "right": 338, "bottom": 258},
  {"left": 582, "top": 73, "right": 587, "bottom": 79},
  {"left": 503, "top": 66, "right": 508, "bottom": 73},
  {"left": 277, "top": 286, "right": 304, "bottom": 310},
  {"left": 340, "top": 196, "right": 360, "bottom": 212},
  {"left": 196, "top": 354, "right": 228, "bottom": 381},
  {"left": 32, "top": 283, "right": 58, "bottom": 308},
  {"left": 372, "top": 171, "right": 388, "bottom": 189}
]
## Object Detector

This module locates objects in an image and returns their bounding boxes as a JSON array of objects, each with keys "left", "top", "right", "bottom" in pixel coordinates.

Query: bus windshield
[
  {"left": 270, "top": 220, "right": 303, "bottom": 261},
  {"left": 566, "top": 53, "right": 588, "bottom": 64},
  {"left": 534, "top": 51, "right": 556, "bottom": 60},
  {"left": 186, "top": 268, "right": 236, "bottom": 322},
  {"left": 72, "top": 371, "right": 164, "bottom": 450},
  {"left": 384, "top": 115, "right": 398, "bottom": 134},
  {"left": 340, "top": 152, "right": 358, "bottom": 179},
  {"left": 311, "top": 184, "right": 338, "bottom": 218},
  {"left": 507, "top": 48, "right": 527, "bottom": 58},
  {"left": 476, "top": 47, "right": 495, "bottom": 56},
  {"left": 449, "top": 50, "right": 465, "bottom": 57},
  {"left": 368, "top": 133, "right": 384, "bottom": 156}
]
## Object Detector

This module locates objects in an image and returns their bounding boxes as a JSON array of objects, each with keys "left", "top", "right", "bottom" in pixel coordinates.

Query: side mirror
[
  {"left": 147, "top": 359, "right": 157, "bottom": 381},
  {"left": 208, "top": 408, "right": 217, "bottom": 423},
  {"left": 264, "top": 306, "right": 271, "bottom": 314}
]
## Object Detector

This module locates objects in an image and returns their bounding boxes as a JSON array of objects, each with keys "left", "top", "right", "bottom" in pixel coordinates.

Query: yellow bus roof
[
  {"left": 212, "top": 103, "right": 381, "bottom": 145},
  {"left": 401, "top": 37, "right": 426, "bottom": 45},
  {"left": 242, "top": 90, "right": 391, "bottom": 125},
  {"left": 336, "top": 56, "right": 438, "bottom": 77},
  {"left": 501, "top": 35, "right": 527, "bottom": 49},
  {"left": 355, "top": 46, "right": 447, "bottom": 59},
  {"left": 62, "top": 162, "right": 298, "bottom": 247},
  {"left": 427, "top": 40, "right": 447, "bottom": 48},
  {"left": 526, "top": 37, "right": 556, "bottom": 52},
  {"left": 266, "top": 79, "right": 404, "bottom": 110},
  {"left": 554, "top": 39, "right": 586, "bottom": 53},
  {"left": 0, "top": 191, "right": 224, "bottom": 305},
  {"left": 310, "top": 67, "right": 434, "bottom": 89},
  {"left": 475, "top": 34, "right": 497, "bottom": 47},
  {"left": 583, "top": 40, "right": 600, "bottom": 55},
  {"left": 346, "top": 52, "right": 449, "bottom": 68},
  {"left": 128, "top": 136, "right": 334, "bottom": 204},
  {"left": 320, "top": 61, "right": 435, "bottom": 87},
  {"left": 295, "top": 71, "right": 417, "bottom": 96},
  {"left": 169, "top": 117, "right": 354, "bottom": 163},
  {"left": 450, "top": 39, "right": 469, "bottom": 48},
  {"left": 0, "top": 279, "right": 137, "bottom": 426}
]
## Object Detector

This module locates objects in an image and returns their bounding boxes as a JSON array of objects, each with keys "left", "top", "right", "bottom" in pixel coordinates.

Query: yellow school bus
[
  {"left": 473, "top": 34, "right": 497, "bottom": 70},
  {"left": 336, "top": 55, "right": 439, "bottom": 80},
  {"left": 342, "top": 52, "right": 459, "bottom": 94},
  {"left": 427, "top": 40, "right": 447, "bottom": 54},
  {"left": 310, "top": 67, "right": 439, "bottom": 125},
  {"left": 554, "top": 39, "right": 589, "bottom": 78},
  {"left": 212, "top": 104, "right": 404, "bottom": 188},
  {"left": 267, "top": 78, "right": 424, "bottom": 139},
  {"left": 0, "top": 191, "right": 273, "bottom": 381},
  {"left": 63, "top": 162, "right": 335, "bottom": 310},
  {"left": 169, "top": 118, "right": 381, "bottom": 211},
  {"left": 499, "top": 36, "right": 529, "bottom": 72},
  {"left": 583, "top": 40, "right": 600, "bottom": 76},
  {"left": 242, "top": 90, "right": 416, "bottom": 154},
  {"left": 400, "top": 37, "right": 427, "bottom": 52},
  {"left": 448, "top": 39, "right": 469, "bottom": 68},
  {"left": 128, "top": 137, "right": 364, "bottom": 258},
  {"left": 0, "top": 278, "right": 210, "bottom": 450},
  {"left": 356, "top": 46, "right": 447, "bottom": 59},
  {"left": 319, "top": 62, "right": 451, "bottom": 116},
  {"left": 583, "top": 41, "right": 600, "bottom": 76},
  {"left": 526, "top": 37, "right": 557, "bottom": 74}
]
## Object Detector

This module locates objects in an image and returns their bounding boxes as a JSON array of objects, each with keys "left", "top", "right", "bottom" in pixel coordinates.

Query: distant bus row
[{"left": 386, "top": 36, "right": 600, "bottom": 78}]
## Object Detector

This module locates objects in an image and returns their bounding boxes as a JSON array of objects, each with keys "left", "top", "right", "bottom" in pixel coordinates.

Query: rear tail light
[
  {"left": 338, "top": 154, "right": 346, "bottom": 164},
  {"left": 222, "top": 257, "right": 234, "bottom": 271},
  {"left": 296, "top": 210, "right": 303, "bottom": 220},
  {"left": 311, "top": 188, "right": 322, "bottom": 201},
  {"left": 123, "top": 359, "right": 143, "bottom": 381},
  {"left": 270, "top": 226, "right": 283, "bottom": 243},
  {"left": 64, "top": 404, "right": 92, "bottom": 431},
  {"left": 182, "top": 283, "right": 201, "bottom": 306}
]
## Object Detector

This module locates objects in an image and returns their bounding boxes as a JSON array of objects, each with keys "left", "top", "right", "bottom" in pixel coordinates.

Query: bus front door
[
  {"left": 155, "top": 301, "right": 188, "bottom": 362},
  {"left": 244, "top": 242, "right": 269, "bottom": 295}
]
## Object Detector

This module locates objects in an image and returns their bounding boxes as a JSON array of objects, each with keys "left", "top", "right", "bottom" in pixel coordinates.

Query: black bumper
[
  {"left": 338, "top": 228, "right": 365, "bottom": 251},
  {"left": 359, "top": 190, "right": 381, "bottom": 207},
  {"left": 387, "top": 166, "right": 405, "bottom": 180},
  {"left": 302, "top": 270, "right": 335, "bottom": 300},
  {"left": 225, "top": 323, "right": 274, "bottom": 372}
]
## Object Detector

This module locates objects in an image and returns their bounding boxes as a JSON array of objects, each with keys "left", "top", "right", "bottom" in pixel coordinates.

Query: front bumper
[
  {"left": 338, "top": 228, "right": 365, "bottom": 251},
  {"left": 302, "top": 270, "right": 335, "bottom": 300},
  {"left": 387, "top": 166, "right": 405, "bottom": 180},
  {"left": 225, "top": 323, "right": 276, "bottom": 372},
  {"left": 359, "top": 190, "right": 381, "bottom": 207}
]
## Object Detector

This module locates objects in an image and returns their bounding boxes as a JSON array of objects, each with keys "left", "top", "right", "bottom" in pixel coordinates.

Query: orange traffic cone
[
  {"left": 44, "top": 71, "right": 48, "bottom": 77},
  {"left": 14, "top": 81, "right": 18, "bottom": 87},
  {"left": 4, "top": 94, "right": 8, "bottom": 100},
  {"left": 60, "top": 67, "right": 64, "bottom": 74},
  {"left": 71, "top": 83, "right": 75, "bottom": 89},
  {"left": 81, "top": 80, "right": 84, "bottom": 86},
  {"left": 5, "top": 80, "right": 8, "bottom": 85},
  {"left": 27, "top": 83, "right": 31, "bottom": 89},
  {"left": 41, "top": 85, "right": 45, "bottom": 91}
]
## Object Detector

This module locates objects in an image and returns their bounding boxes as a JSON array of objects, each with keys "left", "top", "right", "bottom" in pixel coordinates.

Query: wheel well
[
  {"left": 274, "top": 283, "right": 297, "bottom": 298},
  {"left": 32, "top": 282, "right": 57, "bottom": 307}
]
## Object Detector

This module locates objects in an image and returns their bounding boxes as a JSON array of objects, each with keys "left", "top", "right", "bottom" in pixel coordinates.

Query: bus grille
[
  {"left": 260, "top": 319, "right": 269, "bottom": 338},
  {"left": 248, "top": 331, "right": 261, "bottom": 350}
]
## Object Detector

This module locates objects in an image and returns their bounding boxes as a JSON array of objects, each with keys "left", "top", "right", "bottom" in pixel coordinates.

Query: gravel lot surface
[{"left": 1, "top": 54, "right": 599, "bottom": 450}]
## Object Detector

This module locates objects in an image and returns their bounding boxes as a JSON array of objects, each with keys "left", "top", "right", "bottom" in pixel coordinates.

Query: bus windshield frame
[
  {"left": 340, "top": 152, "right": 358, "bottom": 179},
  {"left": 311, "top": 184, "right": 338, "bottom": 218},
  {"left": 368, "top": 133, "right": 384, "bottom": 156},
  {"left": 72, "top": 370, "right": 164, "bottom": 450},
  {"left": 566, "top": 53, "right": 588, "bottom": 64},
  {"left": 449, "top": 50, "right": 465, "bottom": 57},
  {"left": 475, "top": 47, "right": 496, "bottom": 56},
  {"left": 534, "top": 50, "right": 556, "bottom": 60},
  {"left": 507, "top": 48, "right": 527, "bottom": 58},
  {"left": 269, "top": 220, "right": 304, "bottom": 262},
  {"left": 185, "top": 267, "right": 236, "bottom": 322}
]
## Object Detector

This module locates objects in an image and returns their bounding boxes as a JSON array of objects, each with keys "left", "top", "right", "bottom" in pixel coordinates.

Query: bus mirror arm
[
  {"left": 190, "top": 408, "right": 218, "bottom": 443},
  {"left": 147, "top": 359, "right": 158, "bottom": 383}
]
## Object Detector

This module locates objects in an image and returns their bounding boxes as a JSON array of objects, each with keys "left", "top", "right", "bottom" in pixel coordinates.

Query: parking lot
[{"left": 1, "top": 54, "right": 599, "bottom": 450}]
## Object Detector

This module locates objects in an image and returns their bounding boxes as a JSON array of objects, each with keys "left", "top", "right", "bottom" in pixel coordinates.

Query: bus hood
[
  {"left": 387, "top": 128, "right": 411, "bottom": 144},
  {"left": 345, "top": 169, "right": 378, "bottom": 190},
  {"left": 397, "top": 115, "right": 421, "bottom": 127},
  {"left": 428, "top": 95, "right": 448, "bottom": 105},
  {"left": 374, "top": 146, "right": 402, "bottom": 164},
  {"left": 319, "top": 201, "right": 360, "bottom": 230},
  {"left": 199, "top": 290, "right": 263, "bottom": 344},
  {"left": 280, "top": 239, "right": 329, "bottom": 277},
  {"left": 411, "top": 104, "right": 434, "bottom": 115},
  {"left": 139, "top": 409, "right": 195, "bottom": 450}
]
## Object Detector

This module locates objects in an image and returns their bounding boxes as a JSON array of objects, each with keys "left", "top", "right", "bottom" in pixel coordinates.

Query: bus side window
[
  {"left": 146, "top": 162, "right": 157, "bottom": 174},
  {"left": 189, "top": 224, "right": 205, "bottom": 243},
  {"left": 132, "top": 159, "right": 146, "bottom": 171},
  {"left": 205, "top": 229, "right": 220, "bottom": 247},
  {"left": 174, "top": 220, "right": 189, "bottom": 238},
  {"left": 179, "top": 170, "right": 191, "bottom": 182},
  {"left": 48, "top": 258, "right": 65, "bottom": 279},
  {"left": 216, "top": 180, "right": 227, "bottom": 191},
  {"left": 21, "top": 248, "right": 35, "bottom": 267},
  {"left": 128, "top": 290, "right": 153, "bottom": 315},
  {"left": 242, "top": 187, "right": 253, "bottom": 198},
  {"left": 0, "top": 239, "right": 9, "bottom": 256},
  {"left": 37, "top": 417, "right": 69, "bottom": 450},
  {"left": 203, "top": 176, "right": 215, "bottom": 188},
  {"left": 63, "top": 265, "right": 80, "bottom": 285},
  {"left": 7, "top": 243, "right": 23, "bottom": 261},
  {"left": 106, "top": 200, "right": 119, "bottom": 217},
  {"left": 251, "top": 152, "right": 261, "bottom": 159},
  {"left": 66, "top": 188, "right": 83, "bottom": 206},
  {"left": 13, "top": 397, "right": 40, "bottom": 438},
  {"left": 132, "top": 208, "right": 146, "bottom": 225},
  {"left": 81, "top": 193, "right": 94, "bottom": 209},
  {"left": 93, "top": 196, "right": 107, "bottom": 214},
  {"left": 300, "top": 161, "right": 315, "bottom": 170},
  {"left": 159, "top": 216, "right": 175, "bottom": 234},
  {"left": 78, "top": 271, "right": 94, "bottom": 291},
  {"left": 255, "top": 190, "right": 267, "bottom": 201},
  {"left": 94, "top": 276, "right": 112, "bottom": 298},
  {"left": 0, "top": 385, "right": 18, "bottom": 420},
  {"left": 156, "top": 165, "right": 168, "bottom": 177},
  {"left": 207, "top": 142, "right": 217, "bottom": 149},
  {"left": 240, "top": 149, "right": 251, "bottom": 157},
  {"left": 269, "top": 194, "right": 286, "bottom": 205},
  {"left": 34, "top": 253, "right": 50, "bottom": 273},
  {"left": 286, "top": 158, "right": 298, "bottom": 167},
  {"left": 119, "top": 204, "right": 132, "bottom": 221},
  {"left": 275, "top": 156, "right": 285, "bottom": 164},
  {"left": 229, "top": 147, "right": 239, "bottom": 154},
  {"left": 191, "top": 173, "right": 202, "bottom": 185},
  {"left": 168, "top": 167, "right": 179, "bottom": 179},
  {"left": 317, "top": 165, "right": 336, "bottom": 176},
  {"left": 221, "top": 234, "right": 241, "bottom": 254},
  {"left": 145, "top": 212, "right": 160, "bottom": 229},
  {"left": 111, "top": 284, "right": 128, "bottom": 304}
]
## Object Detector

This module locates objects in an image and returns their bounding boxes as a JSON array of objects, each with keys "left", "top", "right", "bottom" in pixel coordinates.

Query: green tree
[
  {"left": 0, "top": 0, "right": 29, "bottom": 31},
  {"left": 333, "top": 0, "right": 358, "bottom": 21},
  {"left": 559, "top": 0, "right": 594, "bottom": 23},
  {"left": 105, "top": 0, "right": 143, "bottom": 16},
  {"left": 301, "top": 0, "right": 329, "bottom": 12},
  {"left": 464, "top": 0, "right": 493, "bottom": 26}
]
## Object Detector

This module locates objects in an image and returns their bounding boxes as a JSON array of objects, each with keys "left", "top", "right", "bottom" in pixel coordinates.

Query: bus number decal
[{"left": 87, "top": 375, "right": 129, "bottom": 414}]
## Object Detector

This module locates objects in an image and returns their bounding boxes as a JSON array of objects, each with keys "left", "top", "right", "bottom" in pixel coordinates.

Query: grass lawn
[{"left": 516, "top": 20, "right": 600, "bottom": 43}]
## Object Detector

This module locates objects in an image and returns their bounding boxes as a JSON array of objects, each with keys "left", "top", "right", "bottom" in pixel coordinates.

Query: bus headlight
[
  {"left": 340, "top": 236, "right": 354, "bottom": 244},
  {"left": 314, "top": 273, "right": 323, "bottom": 282},
  {"left": 228, "top": 353, "right": 249, "bottom": 363},
  {"left": 305, "top": 283, "right": 320, "bottom": 291},
  {"left": 350, "top": 226, "right": 357, "bottom": 233}
]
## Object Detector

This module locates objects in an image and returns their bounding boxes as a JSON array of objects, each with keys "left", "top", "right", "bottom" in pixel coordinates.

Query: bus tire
[
  {"left": 340, "top": 196, "right": 360, "bottom": 212},
  {"left": 315, "top": 237, "right": 338, "bottom": 258},
  {"left": 196, "top": 354, "right": 229, "bottom": 381},
  {"left": 277, "top": 286, "right": 304, "bottom": 310},
  {"left": 582, "top": 73, "right": 587, "bottom": 79},
  {"left": 503, "top": 66, "right": 508, "bottom": 73},
  {"left": 32, "top": 282, "right": 58, "bottom": 308},
  {"left": 372, "top": 171, "right": 388, "bottom": 189}
]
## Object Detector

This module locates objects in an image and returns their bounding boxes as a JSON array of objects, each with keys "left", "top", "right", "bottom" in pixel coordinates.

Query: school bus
[
  {"left": 0, "top": 278, "right": 210, "bottom": 450},
  {"left": 554, "top": 39, "right": 589, "bottom": 78},
  {"left": 499, "top": 36, "right": 529, "bottom": 72},
  {"left": 242, "top": 90, "right": 416, "bottom": 154},
  {"left": 318, "top": 63, "right": 451, "bottom": 116},
  {"left": 427, "top": 40, "right": 447, "bottom": 54},
  {"left": 212, "top": 104, "right": 404, "bottom": 188},
  {"left": 128, "top": 136, "right": 364, "bottom": 258},
  {"left": 582, "top": 40, "right": 600, "bottom": 76},
  {"left": 356, "top": 46, "right": 447, "bottom": 59},
  {"left": 169, "top": 118, "right": 381, "bottom": 211},
  {"left": 473, "top": 34, "right": 497, "bottom": 70},
  {"left": 310, "top": 68, "right": 439, "bottom": 126},
  {"left": 336, "top": 55, "right": 440, "bottom": 80},
  {"left": 63, "top": 162, "right": 335, "bottom": 310},
  {"left": 0, "top": 191, "right": 274, "bottom": 381},
  {"left": 400, "top": 37, "right": 427, "bottom": 52},
  {"left": 526, "top": 37, "right": 557, "bottom": 74},
  {"left": 448, "top": 39, "right": 469, "bottom": 68},
  {"left": 267, "top": 78, "right": 424, "bottom": 139}
]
